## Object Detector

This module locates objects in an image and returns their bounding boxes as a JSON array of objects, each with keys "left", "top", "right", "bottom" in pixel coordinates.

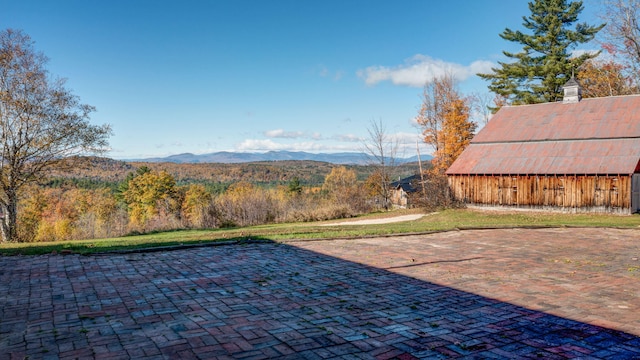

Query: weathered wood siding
[
  {"left": 390, "top": 188, "right": 409, "bottom": 208},
  {"left": 448, "top": 174, "right": 632, "bottom": 213}
]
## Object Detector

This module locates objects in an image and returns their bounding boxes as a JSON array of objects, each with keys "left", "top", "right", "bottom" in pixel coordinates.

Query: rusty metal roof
[
  {"left": 447, "top": 95, "right": 640, "bottom": 175},
  {"left": 447, "top": 138, "right": 640, "bottom": 174}
]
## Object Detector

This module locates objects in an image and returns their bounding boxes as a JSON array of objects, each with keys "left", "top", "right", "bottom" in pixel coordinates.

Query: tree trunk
[{"left": 0, "top": 189, "right": 18, "bottom": 242}]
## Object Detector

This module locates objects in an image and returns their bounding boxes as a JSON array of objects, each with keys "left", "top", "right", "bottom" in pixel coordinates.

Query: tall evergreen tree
[{"left": 478, "top": 0, "right": 604, "bottom": 105}]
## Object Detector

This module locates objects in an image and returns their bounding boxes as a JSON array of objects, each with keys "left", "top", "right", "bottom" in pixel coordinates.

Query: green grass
[{"left": 1, "top": 208, "right": 638, "bottom": 255}]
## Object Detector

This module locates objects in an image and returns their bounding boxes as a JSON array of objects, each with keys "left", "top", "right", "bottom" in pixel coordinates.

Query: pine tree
[{"left": 478, "top": 0, "right": 604, "bottom": 105}]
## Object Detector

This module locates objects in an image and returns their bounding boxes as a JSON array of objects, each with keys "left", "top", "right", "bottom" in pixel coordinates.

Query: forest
[
  {"left": 48, "top": 157, "right": 418, "bottom": 190},
  {"left": 16, "top": 157, "right": 421, "bottom": 242}
]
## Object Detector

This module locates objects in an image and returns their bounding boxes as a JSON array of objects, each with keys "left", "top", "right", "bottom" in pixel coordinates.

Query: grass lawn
[{"left": 1, "top": 208, "right": 638, "bottom": 255}]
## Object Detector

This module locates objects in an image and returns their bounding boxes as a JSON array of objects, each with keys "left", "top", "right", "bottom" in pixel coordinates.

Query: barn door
[{"left": 633, "top": 174, "right": 640, "bottom": 213}]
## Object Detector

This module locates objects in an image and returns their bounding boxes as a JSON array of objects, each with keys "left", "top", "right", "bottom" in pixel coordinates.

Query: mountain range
[{"left": 128, "top": 151, "right": 431, "bottom": 165}]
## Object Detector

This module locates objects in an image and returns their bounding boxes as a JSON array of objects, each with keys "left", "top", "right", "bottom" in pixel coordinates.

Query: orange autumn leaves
[{"left": 416, "top": 75, "right": 476, "bottom": 175}]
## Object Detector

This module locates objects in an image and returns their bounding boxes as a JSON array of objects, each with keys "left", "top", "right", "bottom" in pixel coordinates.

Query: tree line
[{"left": 16, "top": 165, "right": 406, "bottom": 242}]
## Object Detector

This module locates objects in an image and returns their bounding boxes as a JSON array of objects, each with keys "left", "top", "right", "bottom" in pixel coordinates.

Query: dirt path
[{"left": 322, "top": 213, "right": 426, "bottom": 226}]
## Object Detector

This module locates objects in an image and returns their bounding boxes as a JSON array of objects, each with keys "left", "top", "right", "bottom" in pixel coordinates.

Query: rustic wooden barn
[{"left": 446, "top": 80, "right": 640, "bottom": 214}]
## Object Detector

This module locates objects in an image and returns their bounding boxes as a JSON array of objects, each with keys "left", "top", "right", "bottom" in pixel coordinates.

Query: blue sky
[{"left": 2, "top": 0, "right": 601, "bottom": 159}]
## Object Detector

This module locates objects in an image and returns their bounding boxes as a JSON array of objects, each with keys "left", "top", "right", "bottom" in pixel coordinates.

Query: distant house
[
  {"left": 390, "top": 175, "right": 419, "bottom": 208},
  {"left": 446, "top": 78, "right": 640, "bottom": 214}
]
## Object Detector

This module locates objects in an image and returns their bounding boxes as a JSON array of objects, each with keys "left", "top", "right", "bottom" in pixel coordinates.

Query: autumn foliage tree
[
  {"left": 322, "top": 166, "right": 357, "bottom": 202},
  {"left": 320, "top": 166, "right": 368, "bottom": 216},
  {"left": 0, "top": 29, "right": 111, "bottom": 242},
  {"left": 577, "top": 58, "right": 638, "bottom": 97},
  {"left": 431, "top": 99, "right": 476, "bottom": 174},
  {"left": 363, "top": 169, "right": 389, "bottom": 205},
  {"left": 416, "top": 75, "right": 475, "bottom": 175},
  {"left": 17, "top": 186, "right": 123, "bottom": 242},
  {"left": 216, "top": 181, "right": 275, "bottom": 227},
  {"left": 416, "top": 74, "right": 458, "bottom": 157},
  {"left": 122, "top": 170, "right": 180, "bottom": 230},
  {"left": 181, "top": 184, "right": 212, "bottom": 228}
]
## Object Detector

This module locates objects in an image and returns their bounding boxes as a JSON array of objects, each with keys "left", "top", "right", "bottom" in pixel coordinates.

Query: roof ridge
[
  {"left": 473, "top": 135, "right": 640, "bottom": 145},
  {"left": 501, "top": 93, "right": 640, "bottom": 109}
]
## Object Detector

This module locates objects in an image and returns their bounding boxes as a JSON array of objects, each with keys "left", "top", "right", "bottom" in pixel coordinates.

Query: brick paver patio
[{"left": 1, "top": 228, "right": 640, "bottom": 359}]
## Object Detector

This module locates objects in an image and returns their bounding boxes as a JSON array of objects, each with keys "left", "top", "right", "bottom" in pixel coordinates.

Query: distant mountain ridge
[{"left": 128, "top": 151, "right": 430, "bottom": 165}]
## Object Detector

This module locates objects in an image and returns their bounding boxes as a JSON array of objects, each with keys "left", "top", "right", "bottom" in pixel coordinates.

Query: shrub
[{"left": 411, "top": 174, "right": 464, "bottom": 211}]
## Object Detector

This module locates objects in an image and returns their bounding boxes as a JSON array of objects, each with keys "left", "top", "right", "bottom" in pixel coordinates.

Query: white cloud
[
  {"left": 155, "top": 141, "right": 184, "bottom": 149},
  {"left": 236, "top": 139, "right": 285, "bottom": 151},
  {"left": 391, "top": 132, "right": 422, "bottom": 144},
  {"left": 393, "top": 133, "right": 434, "bottom": 158},
  {"left": 264, "top": 129, "right": 306, "bottom": 139},
  {"left": 264, "top": 129, "right": 326, "bottom": 140},
  {"left": 334, "top": 134, "right": 364, "bottom": 142},
  {"left": 357, "top": 54, "right": 495, "bottom": 87},
  {"left": 571, "top": 48, "right": 616, "bottom": 63},
  {"left": 318, "top": 65, "right": 329, "bottom": 77},
  {"left": 236, "top": 139, "right": 360, "bottom": 152},
  {"left": 571, "top": 49, "right": 601, "bottom": 58},
  {"left": 236, "top": 131, "right": 426, "bottom": 154},
  {"left": 317, "top": 65, "right": 344, "bottom": 81}
]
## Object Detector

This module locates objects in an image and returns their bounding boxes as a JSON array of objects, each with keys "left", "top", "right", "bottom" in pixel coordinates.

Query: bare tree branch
[
  {"left": 600, "top": 0, "right": 640, "bottom": 85},
  {"left": 362, "top": 119, "right": 398, "bottom": 210}
]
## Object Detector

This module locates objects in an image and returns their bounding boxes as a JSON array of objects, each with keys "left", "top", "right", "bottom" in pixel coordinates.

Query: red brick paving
[
  {"left": 1, "top": 227, "right": 639, "bottom": 359},
  {"left": 294, "top": 228, "right": 640, "bottom": 336}
]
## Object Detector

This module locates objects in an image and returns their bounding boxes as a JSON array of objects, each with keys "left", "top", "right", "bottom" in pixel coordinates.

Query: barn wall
[{"left": 447, "top": 174, "right": 632, "bottom": 214}]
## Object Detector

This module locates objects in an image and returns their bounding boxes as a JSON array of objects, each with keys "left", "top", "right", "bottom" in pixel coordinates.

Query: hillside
[
  {"left": 128, "top": 150, "right": 426, "bottom": 165},
  {"left": 51, "top": 157, "right": 424, "bottom": 187}
]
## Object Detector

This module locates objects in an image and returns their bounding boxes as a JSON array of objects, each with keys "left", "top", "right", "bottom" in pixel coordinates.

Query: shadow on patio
[{"left": 1, "top": 228, "right": 639, "bottom": 358}]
